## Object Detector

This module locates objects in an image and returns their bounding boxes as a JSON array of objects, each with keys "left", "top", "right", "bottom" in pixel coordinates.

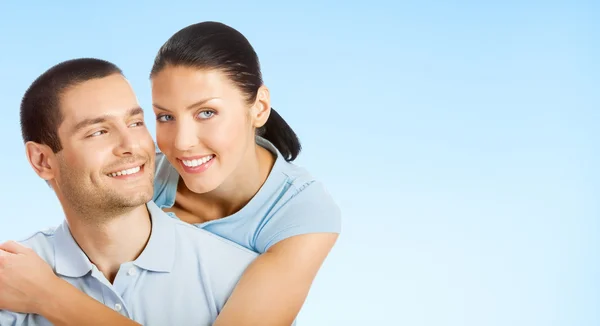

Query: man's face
[{"left": 52, "top": 73, "right": 155, "bottom": 217}]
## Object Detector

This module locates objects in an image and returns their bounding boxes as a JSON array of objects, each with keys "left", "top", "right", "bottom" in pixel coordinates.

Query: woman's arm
[
  {"left": 39, "top": 279, "right": 141, "bottom": 326},
  {"left": 213, "top": 233, "right": 339, "bottom": 326},
  {"left": 0, "top": 241, "right": 140, "bottom": 326},
  {"left": 0, "top": 232, "right": 339, "bottom": 325}
]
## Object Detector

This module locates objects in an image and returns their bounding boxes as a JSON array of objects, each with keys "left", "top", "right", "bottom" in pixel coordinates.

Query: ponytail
[{"left": 258, "top": 108, "right": 301, "bottom": 162}]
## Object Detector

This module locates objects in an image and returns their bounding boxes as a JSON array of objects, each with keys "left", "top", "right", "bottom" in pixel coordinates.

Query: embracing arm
[
  {"left": 0, "top": 233, "right": 338, "bottom": 326},
  {"left": 37, "top": 279, "right": 141, "bottom": 326},
  {"left": 0, "top": 241, "right": 140, "bottom": 326},
  {"left": 213, "top": 232, "right": 339, "bottom": 326}
]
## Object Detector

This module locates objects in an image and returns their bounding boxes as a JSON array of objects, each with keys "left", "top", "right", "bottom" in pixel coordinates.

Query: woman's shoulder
[
  {"left": 253, "top": 160, "right": 342, "bottom": 252},
  {"left": 268, "top": 157, "right": 341, "bottom": 218},
  {"left": 277, "top": 162, "right": 340, "bottom": 215},
  {"left": 281, "top": 162, "right": 324, "bottom": 195},
  {"left": 259, "top": 136, "right": 339, "bottom": 212}
]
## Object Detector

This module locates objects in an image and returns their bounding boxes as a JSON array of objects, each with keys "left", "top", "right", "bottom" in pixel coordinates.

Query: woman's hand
[{"left": 0, "top": 241, "right": 59, "bottom": 314}]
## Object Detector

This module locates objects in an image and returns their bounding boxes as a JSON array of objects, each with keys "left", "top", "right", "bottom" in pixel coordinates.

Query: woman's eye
[
  {"left": 157, "top": 114, "right": 174, "bottom": 122},
  {"left": 197, "top": 111, "right": 215, "bottom": 119}
]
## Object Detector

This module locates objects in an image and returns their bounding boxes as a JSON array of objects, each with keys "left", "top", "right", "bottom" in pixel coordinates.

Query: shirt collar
[
  {"left": 54, "top": 221, "right": 94, "bottom": 278},
  {"left": 53, "top": 201, "right": 176, "bottom": 277},
  {"left": 132, "top": 201, "right": 176, "bottom": 272}
]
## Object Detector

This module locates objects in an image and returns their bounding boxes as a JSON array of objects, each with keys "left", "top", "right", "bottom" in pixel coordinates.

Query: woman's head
[{"left": 150, "top": 21, "right": 300, "bottom": 194}]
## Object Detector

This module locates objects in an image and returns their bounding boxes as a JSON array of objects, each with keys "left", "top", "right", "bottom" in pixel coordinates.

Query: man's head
[{"left": 20, "top": 58, "right": 155, "bottom": 220}]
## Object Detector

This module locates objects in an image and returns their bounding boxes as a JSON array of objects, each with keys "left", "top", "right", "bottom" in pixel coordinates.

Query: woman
[{"left": 0, "top": 21, "right": 341, "bottom": 325}]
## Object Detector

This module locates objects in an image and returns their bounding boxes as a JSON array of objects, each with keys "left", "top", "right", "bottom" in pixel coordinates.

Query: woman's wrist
[
  {"left": 33, "top": 276, "right": 141, "bottom": 326},
  {"left": 34, "top": 276, "right": 71, "bottom": 321}
]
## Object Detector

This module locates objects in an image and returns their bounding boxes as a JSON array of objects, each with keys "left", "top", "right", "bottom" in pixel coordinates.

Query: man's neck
[{"left": 65, "top": 204, "right": 152, "bottom": 283}]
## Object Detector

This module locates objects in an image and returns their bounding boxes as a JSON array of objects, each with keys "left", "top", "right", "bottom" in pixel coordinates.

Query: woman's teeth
[{"left": 182, "top": 155, "right": 214, "bottom": 167}]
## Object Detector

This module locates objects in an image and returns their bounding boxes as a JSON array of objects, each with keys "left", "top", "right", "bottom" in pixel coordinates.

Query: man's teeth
[
  {"left": 108, "top": 166, "right": 141, "bottom": 177},
  {"left": 182, "top": 155, "right": 214, "bottom": 167}
]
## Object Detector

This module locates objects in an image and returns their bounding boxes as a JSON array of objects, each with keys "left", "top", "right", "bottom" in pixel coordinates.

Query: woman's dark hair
[{"left": 150, "top": 21, "right": 301, "bottom": 161}]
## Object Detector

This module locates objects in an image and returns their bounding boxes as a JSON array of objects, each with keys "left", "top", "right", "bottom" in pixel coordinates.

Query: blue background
[{"left": 0, "top": 1, "right": 598, "bottom": 325}]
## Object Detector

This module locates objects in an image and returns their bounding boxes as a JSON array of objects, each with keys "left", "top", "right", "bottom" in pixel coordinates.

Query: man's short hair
[{"left": 20, "top": 58, "right": 123, "bottom": 153}]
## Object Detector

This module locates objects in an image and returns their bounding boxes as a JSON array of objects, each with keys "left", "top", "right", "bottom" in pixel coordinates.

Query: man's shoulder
[
  {"left": 18, "top": 225, "right": 60, "bottom": 267},
  {"left": 167, "top": 218, "right": 257, "bottom": 309},
  {"left": 147, "top": 200, "right": 257, "bottom": 259},
  {"left": 19, "top": 225, "right": 58, "bottom": 245}
]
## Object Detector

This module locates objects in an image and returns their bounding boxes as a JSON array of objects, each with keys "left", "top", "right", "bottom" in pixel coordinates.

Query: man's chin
[
  {"left": 106, "top": 188, "right": 153, "bottom": 208},
  {"left": 120, "top": 192, "right": 153, "bottom": 206}
]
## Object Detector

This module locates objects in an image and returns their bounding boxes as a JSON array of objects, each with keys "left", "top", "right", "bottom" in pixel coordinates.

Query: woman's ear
[{"left": 251, "top": 85, "right": 271, "bottom": 129}]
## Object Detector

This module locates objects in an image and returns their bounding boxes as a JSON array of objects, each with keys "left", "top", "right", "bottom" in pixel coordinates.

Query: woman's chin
[{"left": 180, "top": 173, "right": 222, "bottom": 195}]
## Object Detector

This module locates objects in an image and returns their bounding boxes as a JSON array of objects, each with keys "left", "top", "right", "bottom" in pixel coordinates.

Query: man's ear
[
  {"left": 251, "top": 85, "right": 271, "bottom": 129},
  {"left": 25, "top": 141, "right": 57, "bottom": 181}
]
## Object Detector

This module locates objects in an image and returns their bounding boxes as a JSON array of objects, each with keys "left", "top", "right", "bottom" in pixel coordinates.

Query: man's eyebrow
[
  {"left": 72, "top": 107, "right": 144, "bottom": 133},
  {"left": 129, "top": 106, "right": 144, "bottom": 117}
]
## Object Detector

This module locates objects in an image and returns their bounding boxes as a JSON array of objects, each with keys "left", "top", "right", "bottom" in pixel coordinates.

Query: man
[{"left": 0, "top": 58, "right": 257, "bottom": 325}]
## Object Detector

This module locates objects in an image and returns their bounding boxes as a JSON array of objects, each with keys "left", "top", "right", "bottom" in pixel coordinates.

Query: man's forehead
[{"left": 60, "top": 75, "right": 140, "bottom": 123}]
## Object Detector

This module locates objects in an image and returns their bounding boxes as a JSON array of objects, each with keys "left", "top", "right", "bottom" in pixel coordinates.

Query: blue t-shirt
[{"left": 153, "top": 137, "right": 341, "bottom": 253}]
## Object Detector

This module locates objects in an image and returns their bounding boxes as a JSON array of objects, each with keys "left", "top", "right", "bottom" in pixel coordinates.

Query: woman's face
[{"left": 151, "top": 66, "right": 268, "bottom": 194}]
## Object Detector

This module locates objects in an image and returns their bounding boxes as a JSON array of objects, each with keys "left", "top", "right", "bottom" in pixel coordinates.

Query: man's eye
[{"left": 88, "top": 130, "right": 107, "bottom": 138}]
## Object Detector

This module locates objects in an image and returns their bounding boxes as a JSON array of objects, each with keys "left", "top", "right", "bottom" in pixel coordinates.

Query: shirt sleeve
[{"left": 255, "top": 180, "right": 342, "bottom": 253}]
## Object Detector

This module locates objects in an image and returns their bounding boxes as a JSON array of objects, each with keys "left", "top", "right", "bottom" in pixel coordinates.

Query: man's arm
[
  {"left": 213, "top": 233, "right": 339, "bottom": 326},
  {"left": 0, "top": 241, "right": 140, "bottom": 326}
]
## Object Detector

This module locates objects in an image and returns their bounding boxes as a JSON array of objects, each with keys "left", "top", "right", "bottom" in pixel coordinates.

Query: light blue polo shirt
[
  {"left": 153, "top": 136, "right": 342, "bottom": 254},
  {"left": 0, "top": 201, "right": 257, "bottom": 326}
]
